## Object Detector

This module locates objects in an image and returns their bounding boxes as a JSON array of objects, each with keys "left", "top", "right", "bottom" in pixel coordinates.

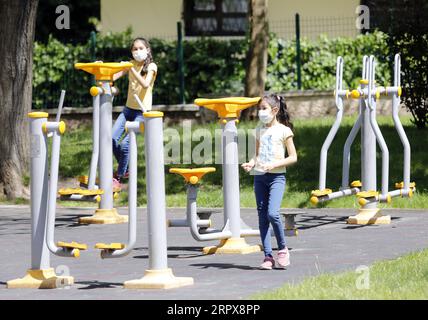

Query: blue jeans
[
  {"left": 254, "top": 173, "right": 287, "bottom": 257},
  {"left": 112, "top": 107, "right": 144, "bottom": 177}
]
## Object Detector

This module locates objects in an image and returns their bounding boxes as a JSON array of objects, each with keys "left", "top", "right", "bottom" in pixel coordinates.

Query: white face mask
[
  {"left": 133, "top": 48, "right": 148, "bottom": 62},
  {"left": 258, "top": 110, "right": 274, "bottom": 124}
]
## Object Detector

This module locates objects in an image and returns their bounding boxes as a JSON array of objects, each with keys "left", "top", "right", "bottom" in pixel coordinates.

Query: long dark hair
[
  {"left": 131, "top": 37, "right": 154, "bottom": 76},
  {"left": 261, "top": 94, "right": 293, "bottom": 130}
]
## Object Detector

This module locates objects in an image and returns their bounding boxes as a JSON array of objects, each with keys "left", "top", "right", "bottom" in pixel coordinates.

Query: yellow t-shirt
[
  {"left": 126, "top": 60, "right": 158, "bottom": 111},
  {"left": 254, "top": 123, "right": 294, "bottom": 174}
]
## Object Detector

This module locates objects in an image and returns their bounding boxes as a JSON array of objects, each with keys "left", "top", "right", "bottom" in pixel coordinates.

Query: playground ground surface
[{"left": 0, "top": 206, "right": 427, "bottom": 300}]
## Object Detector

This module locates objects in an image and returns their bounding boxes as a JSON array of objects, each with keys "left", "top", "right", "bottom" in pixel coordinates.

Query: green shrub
[{"left": 266, "top": 31, "right": 391, "bottom": 92}]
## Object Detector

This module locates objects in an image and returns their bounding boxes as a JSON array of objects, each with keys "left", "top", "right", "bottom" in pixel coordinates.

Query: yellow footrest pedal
[
  {"left": 351, "top": 180, "right": 362, "bottom": 188},
  {"left": 59, "top": 188, "right": 104, "bottom": 196},
  {"left": 357, "top": 191, "right": 379, "bottom": 198},
  {"left": 57, "top": 241, "right": 88, "bottom": 251},
  {"left": 311, "top": 189, "right": 333, "bottom": 197},
  {"left": 395, "top": 182, "right": 416, "bottom": 189},
  {"left": 94, "top": 243, "right": 125, "bottom": 250}
]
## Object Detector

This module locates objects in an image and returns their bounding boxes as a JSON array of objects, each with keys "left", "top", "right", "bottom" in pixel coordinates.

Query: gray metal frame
[
  {"left": 319, "top": 57, "right": 345, "bottom": 191},
  {"left": 314, "top": 53, "right": 413, "bottom": 214},
  {"left": 29, "top": 115, "right": 51, "bottom": 270},
  {"left": 88, "top": 88, "right": 101, "bottom": 190},
  {"left": 100, "top": 121, "right": 140, "bottom": 259},
  {"left": 144, "top": 113, "right": 169, "bottom": 270}
]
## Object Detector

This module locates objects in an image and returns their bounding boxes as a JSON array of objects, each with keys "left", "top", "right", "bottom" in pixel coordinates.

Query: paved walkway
[{"left": 0, "top": 206, "right": 427, "bottom": 300}]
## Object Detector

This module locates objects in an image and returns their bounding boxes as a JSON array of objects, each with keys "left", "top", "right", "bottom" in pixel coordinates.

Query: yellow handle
[
  {"left": 195, "top": 97, "right": 261, "bottom": 119},
  {"left": 75, "top": 62, "right": 133, "bottom": 81}
]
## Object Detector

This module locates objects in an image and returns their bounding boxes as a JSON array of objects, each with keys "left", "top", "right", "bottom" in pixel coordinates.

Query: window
[{"left": 183, "top": 0, "right": 249, "bottom": 36}]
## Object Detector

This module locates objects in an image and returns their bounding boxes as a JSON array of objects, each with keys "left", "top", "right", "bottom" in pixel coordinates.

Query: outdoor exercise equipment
[
  {"left": 8, "top": 62, "right": 193, "bottom": 289},
  {"left": 310, "top": 54, "right": 415, "bottom": 225},
  {"left": 58, "top": 62, "right": 133, "bottom": 224},
  {"left": 169, "top": 97, "right": 262, "bottom": 255},
  {"left": 124, "top": 111, "right": 194, "bottom": 289},
  {"left": 7, "top": 94, "right": 78, "bottom": 288}
]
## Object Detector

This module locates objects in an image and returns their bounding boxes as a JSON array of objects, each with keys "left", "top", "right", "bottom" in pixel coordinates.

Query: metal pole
[
  {"left": 177, "top": 21, "right": 185, "bottom": 104},
  {"left": 124, "top": 112, "right": 193, "bottom": 289},
  {"left": 319, "top": 57, "right": 344, "bottom": 190},
  {"left": 145, "top": 113, "right": 168, "bottom": 270},
  {"left": 342, "top": 56, "right": 367, "bottom": 188},
  {"left": 99, "top": 81, "right": 114, "bottom": 209},
  {"left": 30, "top": 115, "right": 50, "bottom": 270},
  {"left": 367, "top": 58, "right": 389, "bottom": 199},
  {"left": 361, "top": 94, "right": 377, "bottom": 210},
  {"left": 295, "top": 13, "right": 302, "bottom": 90},
  {"left": 391, "top": 54, "right": 411, "bottom": 191},
  {"left": 88, "top": 89, "right": 100, "bottom": 189},
  {"left": 223, "top": 120, "right": 241, "bottom": 239}
]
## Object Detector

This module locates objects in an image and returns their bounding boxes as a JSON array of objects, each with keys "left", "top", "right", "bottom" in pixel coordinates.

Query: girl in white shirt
[{"left": 242, "top": 94, "right": 298, "bottom": 270}]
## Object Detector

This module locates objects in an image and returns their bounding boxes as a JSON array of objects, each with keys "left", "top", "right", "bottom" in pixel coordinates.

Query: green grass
[
  {"left": 5, "top": 115, "right": 428, "bottom": 208},
  {"left": 251, "top": 249, "right": 428, "bottom": 300}
]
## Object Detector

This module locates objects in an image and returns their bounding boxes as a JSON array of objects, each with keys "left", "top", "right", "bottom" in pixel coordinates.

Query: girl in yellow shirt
[{"left": 112, "top": 38, "right": 157, "bottom": 187}]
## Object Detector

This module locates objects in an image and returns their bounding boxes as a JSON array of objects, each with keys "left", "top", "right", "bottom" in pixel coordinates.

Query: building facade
[{"left": 101, "top": 0, "right": 361, "bottom": 39}]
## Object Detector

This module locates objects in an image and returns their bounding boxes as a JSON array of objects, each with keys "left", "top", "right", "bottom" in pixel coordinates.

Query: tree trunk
[
  {"left": 242, "top": 0, "right": 269, "bottom": 120},
  {"left": 0, "top": 0, "right": 39, "bottom": 200}
]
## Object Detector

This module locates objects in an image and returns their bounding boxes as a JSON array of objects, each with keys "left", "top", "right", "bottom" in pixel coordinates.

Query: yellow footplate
[
  {"left": 57, "top": 242, "right": 88, "bottom": 258},
  {"left": 311, "top": 189, "right": 333, "bottom": 197},
  {"left": 94, "top": 243, "right": 125, "bottom": 250},
  {"left": 57, "top": 241, "right": 88, "bottom": 250},
  {"left": 59, "top": 188, "right": 104, "bottom": 196},
  {"left": 395, "top": 182, "right": 416, "bottom": 189},
  {"left": 351, "top": 180, "right": 362, "bottom": 188},
  {"left": 357, "top": 191, "right": 379, "bottom": 198}
]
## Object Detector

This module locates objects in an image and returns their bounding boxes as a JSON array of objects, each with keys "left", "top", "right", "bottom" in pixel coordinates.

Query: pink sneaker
[
  {"left": 277, "top": 248, "right": 290, "bottom": 269},
  {"left": 259, "top": 256, "right": 275, "bottom": 270},
  {"left": 112, "top": 178, "right": 122, "bottom": 191}
]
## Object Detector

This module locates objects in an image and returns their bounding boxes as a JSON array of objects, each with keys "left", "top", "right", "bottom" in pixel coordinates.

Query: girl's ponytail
[{"left": 277, "top": 96, "right": 293, "bottom": 130}]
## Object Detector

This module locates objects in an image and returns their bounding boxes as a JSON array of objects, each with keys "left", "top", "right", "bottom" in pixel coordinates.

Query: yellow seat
[
  {"left": 57, "top": 241, "right": 88, "bottom": 251},
  {"left": 194, "top": 97, "right": 261, "bottom": 119},
  {"left": 357, "top": 191, "right": 379, "bottom": 198},
  {"left": 75, "top": 62, "right": 133, "bottom": 81},
  {"left": 170, "top": 168, "right": 216, "bottom": 185},
  {"left": 311, "top": 189, "right": 333, "bottom": 197},
  {"left": 395, "top": 182, "right": 416, "bottom": 189},
  {"left": 58, "top": 188, "right": 104, "bottom": 196},
  {"left": 94, "top": 243, "right": 125, "bottom": 250}
]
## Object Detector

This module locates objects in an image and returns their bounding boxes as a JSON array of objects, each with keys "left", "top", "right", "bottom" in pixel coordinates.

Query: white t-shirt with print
[{"left": 254, "top": 123, "right": 294, "bottom": 174}]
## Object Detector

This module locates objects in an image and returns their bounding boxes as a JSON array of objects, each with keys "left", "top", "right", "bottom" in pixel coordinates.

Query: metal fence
[{"left": 271, "top": 16, "right": 359, "bottom": 40}]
